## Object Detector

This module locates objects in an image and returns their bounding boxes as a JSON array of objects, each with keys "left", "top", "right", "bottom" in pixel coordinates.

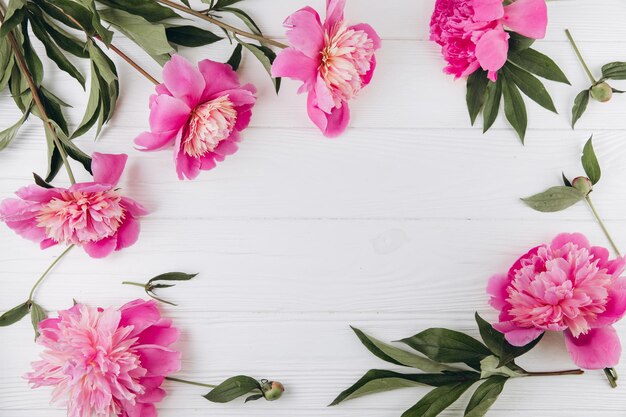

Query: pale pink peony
[
  {"left": 271, "top": 0, "right": 381, "bottom": 137},
  {"left": 26, "top": 299, "right": 180, "bottom": 417},
  {"left": 135, "top": 55, "right": 257, "bottom": 180},
  {"left": 488, "top": 233, "right": 626, "bottom": 369},
  {"left": 430, "top": 0, "right": 548, "bottom": 81},
  {"left": 0, "top": 153, "right": 147, "bottom": 258}
]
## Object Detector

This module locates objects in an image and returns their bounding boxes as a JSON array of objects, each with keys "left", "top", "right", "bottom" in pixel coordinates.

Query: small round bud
[
  {"left": 590, "top": 82, "right": 613, "bottom": 103},
  {"left": 261, "top": 381, "right": 285, "bottom": 401},
  {"left": 572, "top": 176, "right": 593, "bottom": 196}
]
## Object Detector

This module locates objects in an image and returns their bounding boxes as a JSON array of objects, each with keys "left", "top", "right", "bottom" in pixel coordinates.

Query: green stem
[
  {"left": 585, "top": 196, "right": 621, "bottom": 256},
  {"left": 28, "top": 245, "right": 74, "bottom": 301},
  {"left": 0, "top": 2, "right": 76, "bottom": 185},
  {"left": 604, "top": 367, "right": 618, "bottom": 388},
  {"left": 165, "top": 376, "right": 217, "bottom": 389},
  {"left": 525, "top": 369, "right": 584, "bottom": 377},
  {"left": 121, "top": 281, "right": 147, "bottom": 288},
  {"left": 156, "top": 0, "right": 288, "bottom": 49},
  {"left": 565, "top": 29, "right": 597, "bottom": 84}
]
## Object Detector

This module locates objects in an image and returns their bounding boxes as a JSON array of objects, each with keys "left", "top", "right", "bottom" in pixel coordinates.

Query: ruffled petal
[
  {"left": 136, "top": 345, "right": 182, "bottom": 376},
  {"left": 119, "top": 299, "right": 160, "bottom": 337},
  {"left": 307, "top": 93, "right": 350, "bottom": 137},
  {"left": 594, "top": 277, "right": 626, "bottom": 327},
  {"left": 551, "top": 232, "right": 591, "bottom": 251},
  {"left": 283, "top": 6, "right": 324, "bottom": 58},
  {"left": 91, "top": 153, "right": 127, "bottom": 186},
  {"left": 198, "top": 59, "right": 241, "bottom": 101},
  {"left": 564, "top": 327, "right": 621, "bottom": 369},
  {"left": 15, "top": 184, "right": 61, "bottom": 202},
  {"left": 487, "top": 273, "right": 510, "bottom": 311},
  {"left": 271, "top": 48, "right": 319, "bottom": 89},
  {"left": 325, "top": 0, "right": 346, "bottom": 30},
  {"left": 502, "top": 0, "right": 548, "bottom": 39},
  {"left": 136, "top": 321, "right": 179, "bottom": 347},
  {"left": 163, "top": 55, "right": 205, "bottom": 108}
]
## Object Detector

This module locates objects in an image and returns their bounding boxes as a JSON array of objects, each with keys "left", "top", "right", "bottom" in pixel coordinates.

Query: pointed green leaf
[
  {"left": 572, "top": 89, "right": 590, "bottom": 128},
  {"left": 0, "top": 0, "right": 26, "bottom": 37},
  {"left": 204, "top": 376, "right": 261, "bottom": 403},
  {"left": 219, "top": 7, "right": 262, "bottom": 35},
  {"left": 464, "top": 376, "right": 507, "bottom": 417},
  {"left": 165, "top": 25, "right": 222, "bottom": 47},
  {"left": 482, "top": 78, "right": 502, "bottom": 133},
  {"left": 30, "top": 302, "right": 46, "bottom": 339},
  {"left": 503, "top": 64, "right": 556, "bottom": 113},
  {"left": 466, "top": 71, "right": 488, "bottom": 125},
  {"left": 72, "top": 62, "right": 101, "bottom": 139},
  {"left": 501, "top": 72, "right": 527, "bottom": 143},
  {"left": 227, "top": 43, "right": 243, "bottom": 71},
  {"left": 351, "top": 327, "right": 455, "bottom": 372},
  {"left": 507, "top": 32, "right": 534, "bottom": 52},
  {"left": 601, "top": 62, "right": 626, "bottom": 80},
  {"left": 402, "top": 381, "right": 477, "bottom": 417},
  {"left": 0, "top": 110, "right": 28, "bottom": 151},
  {"left": 400, "top": 328, "right": 491, "bottom": 370},
  {"left": 581, "top": 136, "right": 601, "bottom": 185},
  {"left": 147, "top": 272, "right": 198, "bottom": 284},
  {"left": 95, "top": 0, "right": 179, "bottom": 22},
  {"left": 507, "top": 48, "right": 570, "bottom": 84},
  {"left": 0, "top": 302, "right": 29, "bottom": 326},
  {"left": 244, "top": 394, "right": 263, "bottom": 403},
  {"left": 237, "top": 39, "right": 280, "bottom": 92},
  {"left": 33, "top": 172, "right": 54, "bottom": 188},
  {"left": 521, "top": 186, "right": 585, "bottom": 212},
  {"left": 331, "top": 369, "right": 480, "bottom": 406},
  {"left": 21, "top": 22, "right": 44, "bottom": 85}
]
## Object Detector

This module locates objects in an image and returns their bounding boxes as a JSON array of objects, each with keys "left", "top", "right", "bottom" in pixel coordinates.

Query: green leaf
[
  {"left": 475, "top": 313, "right": 542, "bottom": 367},
  {"left": 466, "top": 71, "right": 488, "bottom": 125},
  {"left": 572, "top": 89, "right": 590, "bottom": 128},
  {"left": 165, "top": 25, "right": 222, "bottom": 47},
  {"left": 351, "top": 327, "right": 455, "bottom": 372},
  {"left": 0, "top": 0, "right": 26, "bottom": 37},
  {"left": 0, "top": 302, "right": 29, "bottom": 326},
  {"left": 75, "top": 0, "right": 114, "bottom": 45},
  {"left": 33, "top": 172, "right": 54, "bottom": 188},
  {"left": 562, "top": 173, "right": 572, "bottom": 187},
  {"left": 219, "top": 7, "right": 262, "bottom": 35},
  {"left": 503, "top": 64, "right": 556, "bottom": 113},
  {"left": 0, "top": 48, "right": 14, "bottom": 93},
  {"left": 237, "top": 39, "right": 281, "bottom": 92},
  {"left": 501, "top": 72, "right": 527, "bottom": 143},
  {"left": 400, "top": 328, "right": 491, "bottom": 370},
  {"left": 29, "top": 17, "right": 86, "bottom": 87},
  {"left": 402, "top": 381, "right": 477, "bottom": 417},
  {"left": 244, "top": 394, "right": 264, "bottom": 403},
  {"left": 330, "top": 369, "right": 480, "bottom": 406},
  {"left": 98, "top": 8, "right": 173, "bottom": 65},
  {"left": 88, "top": 41, "right": 119, "bottom": 133},
  {"left": 582, "top": 136, "right": 601, "bottom": 185},
  {"left": 71, "top": 62, "right": 101, "bottom": 139},
  {"left": 227, "top": 43, "right": 243, "bottom": 71},
  {"left": 464, "top": 376, "right": 507, "bottom": 417},
  {"left": 36, "top": 0, "right": 94, "bottom": 33},
  {"left": 204, "top": 376, "right": 261, "bottom": 403},
  {"left": 0, "top": 110, "right": 28, "bottom": 151},
  {"left": 507, "top": 32, "right": 534, "bottom": 52},
  {"left": 30, "top": 302, "right": 46, "bottom": 339},
  {"left": 482, "top": 78, "right": 502, "bottom": 133},
  {"left": 601, "top": 62, "right": 626, "bottom": 80},
  {"left": 34, "top": 13, "right": 89, "bottom": 58},
  {"left": 148, "top": 272, "right": 198, "bottom": 284},
  {"left": 21, "top": 22, "right": 44, "bottom": 85},
  {"left": 507, "top": 48, "right": 570, "bottom": 84},
  {"left": 479, "top": 356, "right": 524, "bottom": 379},
  {"left": 213, "top": 0, "right": 245, "bottom": 8},
  {"left": 521, "top": 186, "right": 585, "bottom": 212},
  {"left": 95, "top": 0, "right": 179, "bottom": 22}
]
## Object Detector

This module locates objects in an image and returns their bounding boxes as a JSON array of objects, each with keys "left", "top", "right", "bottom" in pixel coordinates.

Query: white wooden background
[{"left": 2, "top": 1, "right": 626, "bottom": 416}]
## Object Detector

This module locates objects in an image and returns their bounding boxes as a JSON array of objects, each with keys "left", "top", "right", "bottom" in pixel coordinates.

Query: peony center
[
  {"left": 320, "top": 22, "right": 375, "bottom": 107},
  {"left": 36, "top": 189, "right": 125, "bottom": 245},
  {"left": 183, "top": 95, "right": 237, "bottom": 157}
]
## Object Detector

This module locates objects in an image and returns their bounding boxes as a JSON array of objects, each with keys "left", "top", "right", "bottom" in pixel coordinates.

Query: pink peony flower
[
  {"left": 271, "top": 0, "right": 381, "bottom": 137},
  {"left": 488, "top": 233, "right": 626, "bottom": 369},
  {"left": 0, "top": 153, "right": 147, "bottom": 259},
  {"left": 26, "top": 299, "right": 180, "bottom": 417},
  {"left": 135, "top": 55, "right": 257, "bottom": 180},
  {"left": 430, "top": 0, "right": 548, "bottom": 81}
]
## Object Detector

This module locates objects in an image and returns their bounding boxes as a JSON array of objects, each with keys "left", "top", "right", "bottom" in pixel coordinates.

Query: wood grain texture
[{"left": 2, "top": 1, "right": 626, "bottom": 416}]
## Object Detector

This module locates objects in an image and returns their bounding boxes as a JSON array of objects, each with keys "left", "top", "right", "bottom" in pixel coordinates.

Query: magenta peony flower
[
  {"left": 0, "top": 153, "right": 147, "bottom": 259},
  {"left": 26, "top": 299, "right": 180, "bottom": 417},
  {"left": 135, "top": 55, "right": 257, "bottom": 180},
  {"left": 271, "top": 0, "right": 381, "bottom": 137},
  {"left": 488, "top": 233, "right": 626, "bottom": 369},
  {"left": 430, "top": 0, "right": 548, "bottom": 81}
]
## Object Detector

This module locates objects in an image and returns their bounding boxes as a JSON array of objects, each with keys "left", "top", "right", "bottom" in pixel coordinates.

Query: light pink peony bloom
[
  {"left": 488, "top": 233, "right": 626, "bottom": 369},
  {"left": 430, "top": 0, "right": 548, "bottom": 81},
  {"left": 26, "top": 299, "right": 180, "bottom": 417},
  {"left": 135, "top": 55, "right": 257, "bottom": 180},
  {"left": 0, "top": 153, "right": 147, "bottom": 259},
  {"left": 271, "top": 0, "right": 381, "bottom": 137}
]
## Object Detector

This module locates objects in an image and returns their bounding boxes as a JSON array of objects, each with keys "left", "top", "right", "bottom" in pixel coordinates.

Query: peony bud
[
  {"left": 572, "top": 176, "right": 593, "bottom": 196},
  {"left": 590, "top": 82, "right": 613, "bottom": 103},
  {"left": 261, "top": 380, "right": 285, "bottom": 401}
]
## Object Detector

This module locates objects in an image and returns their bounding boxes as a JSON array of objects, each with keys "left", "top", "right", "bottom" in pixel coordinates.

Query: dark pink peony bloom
[
  {"left": 135, "top": 55, "right": 257, "bottom": 180},
  {"left": 271, "top": 0, "right": 381, "bottom": 137},
  {"left": 488, "top": 233, "right": 626, "bottom": 369},
  {"left": 26, "top": 299, "right": 180, "bottom": 417},
  {"left": 0, "top": 153, "right": 147, "bottom": 258},
  {"left": 430, "top": 0, "right": 548, "bottom": 81}
]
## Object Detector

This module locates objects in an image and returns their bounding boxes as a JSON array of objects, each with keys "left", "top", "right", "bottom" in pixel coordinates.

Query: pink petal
[
  {"left": 475, "top": 27, "right": 509, "bottom": 78},
  {"left": 325, "top": 0, "right": 345, "bottom": 30},
  {"left": 234, "top": 107, "right": 253, "bottom": 131},
  {"left": 198, "top": 59, "right": 241, "bottom": 101},
  {"left": 200, "top": 155, "right": 217, "bottom": 171},
  {"left": 115, "top": 217, "right": 140, "bottom": 251},
  {"left": 551, "top": 232, "right": 590, "bottom": 251},
  {"left": 493, "top": 321, "right": 544, "bottom": 346},
  {"left": 149, "top": 95, "right": 191, "bottom": 134},
  {"left": 564, "top": 327, "right": 621, "bottom": 369},
  {"left": 137, "top": 376, "right": 167, "bottom": 403},
  {"left": 15, "top": 185, "right": 60, "bottom": 202},
  {"left": 472, "top": 0, "right": 504, "bottom": 21},
  {"left": 487, "top": 273, "right": 510, "bottom": 311},
  {"left": 213, "top": 139, "right": 239, "bottom": 157},
  {"left": 3, "top": 216, "right": 47, "bottom": 243},
  {"left": 284, "top": 7, "right": 324, "bottom": 59},
  {"left": 137, "top": 345, "right": 182, "bottom": 376},
  {"left": 0, "top": 198, "right": 42, "bottom": 221},
  {"left": 121, "top": 197, "right": 149, "bottom": 217},
  {"left": 216, "top": 88, "right": 256, "bottom": 107},
  {"left": 40, "top": 239, "right": 58, "bottom": 250},
  {"left": 594, "top": 278, "right": 626, "bottom": 327},
  {"left": 136, "top": 321, "right": 179, "bottom": 347},
  {"left": 163, "top": 55, "right": 205, "bottom": 108},
  {"left": 307, "top": 93, "right": 350, "bottom": 137},
  {"left": 271, "top": 48, "right": 319, "bottom": 89},
  {"left": 314, "top": 75, "right": 336, "bottom": 113},
  {"left": 175, "top": 151, "right": 202, "bottom": 181},
  {"left": 119, "top": 299, "right": 160, "bottom": 336},
  {"left": 502, "top": 0, "right": 548, "bottom": 39},
  {"left": 135, "top": 130, "right": 178, "bottom": 152},
  {"left": 83, "top": 236, "right": 117, "bottom": 259},
  {"left": 361, "top": 55, "right": 377, "bottom": 87},
  {"left": 91, "top": 152, "right": 128, "bottom": 186}
]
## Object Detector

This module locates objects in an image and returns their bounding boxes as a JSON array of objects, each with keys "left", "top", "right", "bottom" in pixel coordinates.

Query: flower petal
[
  {"left": 493, "top": 320, "right": 544, "bottom": 346},
  {"left": 198, "top": 59, "right": 241, "bottom": 101},
  {"left": 83, "top": 236, "right": 117, "bottom": 259},
  {"left": 564, "top": 327, "right": 621, "bottom": 369},
  {"left": 551, "top": 232, "right": 590, "bottom": 251},
  {"left": 284, "top": 6, "right": 324, "bottom": 59},
  {"left": 136, "top": 345, "right": 182, "bottom": 376},
  {"left": 307, "top": 93, "right": 350, "bottom": 137},
  {"left": 163, "top": 55, "right": 205, "bottom": 108},
  {"left": 475, "top": 26, "right": 509, "bottom": 77},
  {"left": 487, "top": 273, "right": 510, "bottom": 311},
  {"left": 115, "top": 217, "right": 140, "bottom": 251},
  {"left": 271, "top": 48, "right": 319, "bottom": 89},
  {"left": 502, "top": 0, "right": 548, "bottom": 39},
  {"left": 594, "top": 278, "right": 626, "bottom": 327},
  {"left": 15, "top": 185, "right": 61, "bottom": 202},
  {"left": 91, "top": 152, "right": 128, "bottom": 186},
  {"left": 121, "top": 197, "right": 149, "bottom": 217},
  {"left": 149, "top": 95, "right": 191, "bottom": 133},
  {"left": 325, "top": 0, "right": 345, "bottom": 30},
  {"left": 472, "top": 0, "right": 504, "bottom": 21},
  {"left": 135, "top": 130, "right": 178, "bottom": 152}
]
